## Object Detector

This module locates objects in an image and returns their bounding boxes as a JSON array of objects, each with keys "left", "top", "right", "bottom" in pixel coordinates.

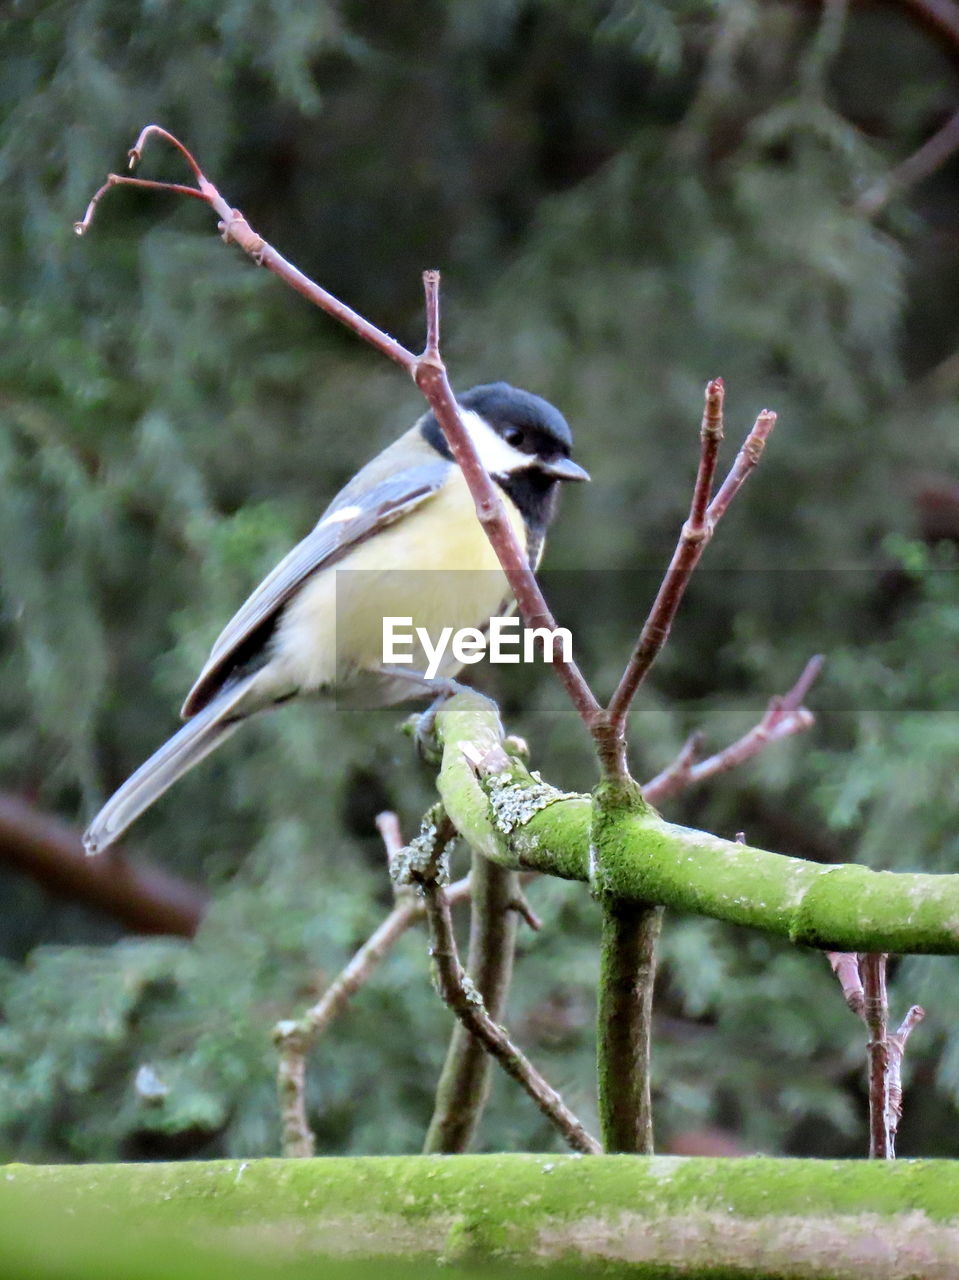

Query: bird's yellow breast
[{"left": 272, "top": 470, "right": 528, "bottom": 695}]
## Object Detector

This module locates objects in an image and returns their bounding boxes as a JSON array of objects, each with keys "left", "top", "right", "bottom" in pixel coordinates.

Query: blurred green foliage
[{"left": 2, "top": 0, "right": 959, "bottom": 1163}]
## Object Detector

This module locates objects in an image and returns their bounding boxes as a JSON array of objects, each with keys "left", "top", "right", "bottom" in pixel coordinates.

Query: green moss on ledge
[{"left": 4, "top": 1154, "right": 959, "bottom": 1278}]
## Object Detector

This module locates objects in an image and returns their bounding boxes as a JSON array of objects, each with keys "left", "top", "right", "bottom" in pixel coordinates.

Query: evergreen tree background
[{"left": 2, "top": 0, "right": 959, "bottom": 1161}]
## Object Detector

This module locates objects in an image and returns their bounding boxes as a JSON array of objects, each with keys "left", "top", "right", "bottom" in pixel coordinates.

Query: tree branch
[
  {"left": 412, "top": 275, "right": 601, "bottom": 725},
  {"left": 902, "top": 0, "right": 959, "bottom": 57},
  {"left": 642, "top": 656, "right": 823, "bottom": 804},
  {"left": 604, "top": 382, "right": 776, "bottom": 769},
  {"left": 272, "top": 811, "right": 472, "bottom": 1158},
  {"left": 398, "top": 807, "right": 600, "bottom": 1155},
  {"left": 857, "top": 106, "right": 959, "bottom": 217},
  {"left": 861, "top": 953, "right": 891, "bottom": 1159},
  {"left": 433, "top": 690, "right": 959, "bottom": 954},
  {"left": 597, "top": 898, "right": 662, "bottom": 1153},
  {"left": 423, "top": 849, "right": 520, "bottom": 1154},
  {"left": 0, "top": 792, "right": 205, "bottom": 937},
  {"left": 825, "top": 951, "right": 925, "bottom": 1158}
]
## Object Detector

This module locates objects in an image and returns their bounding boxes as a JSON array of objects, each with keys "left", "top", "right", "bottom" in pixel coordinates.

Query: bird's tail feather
[{"left": 84, "top": 679, "right": 255, "bottom": 855}]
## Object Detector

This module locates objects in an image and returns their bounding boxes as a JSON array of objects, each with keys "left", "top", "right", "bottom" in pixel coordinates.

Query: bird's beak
[{"left": 542, "top": 457, "right": 590, "bottom": 483}]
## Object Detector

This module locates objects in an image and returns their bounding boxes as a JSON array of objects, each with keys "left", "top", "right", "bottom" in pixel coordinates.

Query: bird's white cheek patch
[{"left": 459, "top": 409, "right": 531, "bottom": 475}]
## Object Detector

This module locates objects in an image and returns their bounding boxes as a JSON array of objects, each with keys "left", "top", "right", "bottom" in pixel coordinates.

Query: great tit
[{"left": 83, "top": 382, "right": 588, "bottom": 854}]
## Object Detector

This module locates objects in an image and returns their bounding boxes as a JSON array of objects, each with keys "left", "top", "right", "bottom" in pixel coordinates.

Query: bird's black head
[{"left": 420, "top": 381, "right": 588, "bottom": 540}]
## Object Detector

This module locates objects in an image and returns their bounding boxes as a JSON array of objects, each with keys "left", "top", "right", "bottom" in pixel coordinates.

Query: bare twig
[
  {"left": 827, "top": 951, "right": 865, "bottom": 1019},
  {"left": 423, "top": 850, "right": 520, "bottom": 1153},
  {"left": 509, "top": 889, "right": 543, "bottom": 932},
  {"left": 642, "top": 733, "right": 704, "bottom": 802},
  {"left": 642, "top": 656, "right": 823, "bottom": 804},
  {"left": 402, "top": 811, "right": 601, "bottom": 1155},
  {"left": 273, "top": 812, "right": 472, "bottom": 1158},
  {"left": 702, "top": 407, "right": 778, "bottom": 529},
  {"left": 887, "top": 1004, "right": 925, "bottom": 1147},
  {"left": 0, "top": 791, "right": 205, "bottom": 937},
  {"left": 857, "top": 107, "right": 959, "bottom": 217},
  {"left": 413, "top": 275, "right": 601, "bottom": 726},
  {"left": 605, "top": 385, "right": 777, "bottom": 769},
  {"left": 826, "top": 951, "right": 924, "bottom": 1158},
  {"left": 861, "top": 954, "right": 891, "bottom": 1159}
]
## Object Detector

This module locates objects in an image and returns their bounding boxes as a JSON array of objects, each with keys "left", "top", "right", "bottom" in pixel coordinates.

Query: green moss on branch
[{"left": 434, "top": 693, "right": 959, "bottom": 955}]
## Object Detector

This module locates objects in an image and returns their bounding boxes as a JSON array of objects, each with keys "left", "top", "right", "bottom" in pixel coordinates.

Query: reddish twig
[
  {"left": 641, "top": 733, "right": 703, "bottom": 803},
  {"left": 861, "top": 954, "right": 891, "bottom": 1159},
  {"left": 703, "top": 407, "right": 777, "bottom": 528},
  {"left": 826, "top": 951, "right": 925, "bottom": 1158},
  {"left": 414, "top": 274, "right": 601, "bottom": 726},
  {"left": 76, "top": 126, "right": 419, "bottom": 371},
  {"left": 604, "top": 385, "right": 777, "bottom": 775},
  {"left": 642, "top": 656, "right": 823, "bottom": 804}
]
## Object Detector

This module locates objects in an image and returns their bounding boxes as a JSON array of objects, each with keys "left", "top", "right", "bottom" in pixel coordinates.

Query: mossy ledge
[
  {"left": 5, "top": 1154, "right": 959, "bottom": 1278},
  {"left": 434, "top": 692, "right": 959, "bottom": 954}
]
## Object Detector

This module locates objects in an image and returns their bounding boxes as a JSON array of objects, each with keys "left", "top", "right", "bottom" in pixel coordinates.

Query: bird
[{"left": 83, "top": 382, "right": 588, "bottom": 855}]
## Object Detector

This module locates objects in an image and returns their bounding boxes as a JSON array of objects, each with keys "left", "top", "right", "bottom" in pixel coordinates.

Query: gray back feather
[{"left": 182, "top": 440, "right": 449, "bottom": 717}]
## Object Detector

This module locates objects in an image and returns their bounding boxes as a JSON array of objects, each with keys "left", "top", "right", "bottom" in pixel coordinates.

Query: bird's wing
[{"left": 181, "top": 459, "right": 450, "bottom": 717}]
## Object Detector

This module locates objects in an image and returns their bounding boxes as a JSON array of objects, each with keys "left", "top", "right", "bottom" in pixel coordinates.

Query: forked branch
[
  {"left": 605, "top": 382, "right": 777, "bottom": 748},
  {"left": 826, "top": 951, "right": 925, "bottom": 1158},
  {"left": 642, "top": 655, "right": 824, "bottom": 803},
  {"left": 396, "top": 808, "right": 601, "bottom": 1155}
]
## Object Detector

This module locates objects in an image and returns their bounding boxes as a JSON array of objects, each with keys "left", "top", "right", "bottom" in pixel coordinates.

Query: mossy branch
[
  {"left": 6, "top": 1155, "right": 959, "bottom": 1279},
  {"left": 434, "top": 691, "right": 959, "bottom": 955}
]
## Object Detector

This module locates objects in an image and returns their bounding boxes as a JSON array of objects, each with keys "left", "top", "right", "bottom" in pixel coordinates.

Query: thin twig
[
  {"left": 902, "top": 0, "right": 959, "bottom": 56},
  {"left": 826, "top": 952, "right": 923, "bottom": 1158},
  {"left": 413, "top": 275, "right": 601, "bottom": 726},
  {"left": 641, "top": 733, "right": 703, "bottom": 803},
  {"left": 404, "top": 812, "right": 601, "bottom": 1155},
  {"left": 827, "top": 951, "right": 865, "bottom": 1019},
  {"left": 703, "top": 408, "right": 777, "bottom": 529},
  {"left": 887, "top": 1004, "right": 925, "bottom": 1149},
  {"left": 642, "top": 656, "right": 823, "bottom": 804},
  {"left": 606, "top": 386, "right": 777, "bottom": 759},
  {"left": 273, "top": 812, "right": 472, "bottom": 1158},
  {"left": 509, "top": 889, "right": 543, "bottom": 932},
  {"left": 861, "top": 953, "right": 891, "bottom": 1159},
  {"left": 76, "top": 128, "right": 419, "bottom": 371},
  {"left": 857, "top": 106, "right": 959, "bottom": 217},
  {"left": 423, "top": 850, "right": 520, "bottom": 1153}
]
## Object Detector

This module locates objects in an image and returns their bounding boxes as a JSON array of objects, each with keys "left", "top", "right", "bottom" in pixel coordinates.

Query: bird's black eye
[{"left": 503, "top": 426, "right": 525, "bottom": 448}]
